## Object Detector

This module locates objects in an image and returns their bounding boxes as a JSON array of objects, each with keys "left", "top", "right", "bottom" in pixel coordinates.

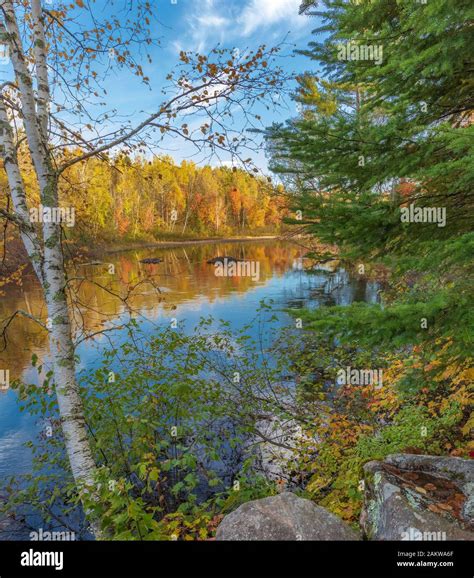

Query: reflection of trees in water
[
  {"left": 285, "top": 267, "right": 381, "bottom": 310},
  {"left": 323, "top": 269, "right": 380, "bottom": 306},
  {"left": 0, "top": 242, "right": 304, "bottom": 379},
  {"left": 2, "top": 242, "right": 383, "bottom": 381}
]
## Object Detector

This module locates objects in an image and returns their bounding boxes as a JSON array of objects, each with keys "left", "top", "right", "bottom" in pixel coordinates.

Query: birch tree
[{"left": 0, "top": 0, "right": 287, "bottom": 536}]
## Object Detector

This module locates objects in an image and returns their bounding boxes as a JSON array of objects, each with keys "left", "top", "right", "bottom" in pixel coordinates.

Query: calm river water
[{"left": 0, "top": 239, "right": 379, "bottom": 484}]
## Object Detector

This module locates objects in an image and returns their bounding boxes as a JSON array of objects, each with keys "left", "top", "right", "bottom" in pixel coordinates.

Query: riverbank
[
  {"left": 104, "top": 235, "right": 282, "bottom": 255},
  {"left": 0, "top": 234, "right": 288, "bottom": 284}
]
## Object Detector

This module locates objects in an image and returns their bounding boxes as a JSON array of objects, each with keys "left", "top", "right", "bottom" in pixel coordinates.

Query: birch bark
[{"left": 0, "top": 0, "right": 99, "bottom": 533}]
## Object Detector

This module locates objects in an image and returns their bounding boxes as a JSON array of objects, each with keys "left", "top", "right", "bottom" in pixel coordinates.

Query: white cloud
[
  {"left": 238, "top": 0, "right": 306, "bottom": 37},
  {"left": 196, "top": 14, "right": 229, "bottom": 29},
  {"left": 181, "top": 0, "right": 230, "bottom": 52},
  {"left": 173, "top": 0, "right": 308, "bottom": 53}
]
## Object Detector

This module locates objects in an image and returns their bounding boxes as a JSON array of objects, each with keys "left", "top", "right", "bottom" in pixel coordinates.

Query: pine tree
[{"left": 268, "top": 0, "right": 473, "bottom": 353}]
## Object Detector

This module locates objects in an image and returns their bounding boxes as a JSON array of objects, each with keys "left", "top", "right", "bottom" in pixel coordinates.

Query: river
[{"left": 0, "top": 239, "right": 379, "bottom": 488}]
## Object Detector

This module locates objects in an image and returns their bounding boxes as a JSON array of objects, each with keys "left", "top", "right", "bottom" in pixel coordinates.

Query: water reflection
[
  {"left": 1, "top": 241, "right": 302, "bottom": 378},
  {"left": 0, "top": 240, "right": 380, "bottom": 482}
]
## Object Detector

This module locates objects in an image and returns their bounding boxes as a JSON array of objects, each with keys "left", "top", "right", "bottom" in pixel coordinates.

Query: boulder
[
  {"left": 361, "top": 453, "right": 474, "bottom": 541},
  {"left": 216, "top": 492, "right": 359, "bottom": 541},
  {"left": 139, "top": 258, "right": 162, "bottom": 264}
]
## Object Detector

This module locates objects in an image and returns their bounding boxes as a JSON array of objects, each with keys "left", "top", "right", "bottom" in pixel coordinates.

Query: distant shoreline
[
  {"left": 0, "top": 235, "right": 287, "bottom": 281},
  {"left": 104, "top": 235, "right": 283, "bottom": 254}
]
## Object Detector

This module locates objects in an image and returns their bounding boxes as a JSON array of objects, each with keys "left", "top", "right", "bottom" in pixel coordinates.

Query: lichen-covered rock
[
  {"left": 361, "top": 453, "right": 474, "bottom": 541},
  {"left": 216, "top": 492, "right": 359, "bottom": 541}
]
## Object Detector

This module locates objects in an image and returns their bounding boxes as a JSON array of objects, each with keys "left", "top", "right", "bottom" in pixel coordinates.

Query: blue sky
[
  {"left": 99, "top": 0, "right": 320, "bottom": 171},
  {"left": 0, "top": 0, "right": 321, "bottom": 172}
]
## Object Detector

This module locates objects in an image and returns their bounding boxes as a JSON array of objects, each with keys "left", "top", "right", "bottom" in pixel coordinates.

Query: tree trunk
[
  {"left": 43, "top": 185, "right": 97, "bottom": 486},
  {"left": 1, "top": 0, "right": 100, "bottom": 537}
]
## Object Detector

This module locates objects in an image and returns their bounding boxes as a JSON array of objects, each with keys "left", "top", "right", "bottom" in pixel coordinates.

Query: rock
[
  {"left": 313, "top": 259, "right": 340, "bottom": 272},
  {"left": 216, "top": 492, "right": 359, "bottom": 541},
  {"left": 139, "top": 258, "right": 162, "bottom": 264},
  {"left": 361, "top": 453, "right": 474, "bottom": 541}
]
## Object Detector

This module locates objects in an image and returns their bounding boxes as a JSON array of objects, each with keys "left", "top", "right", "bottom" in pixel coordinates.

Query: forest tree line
[{"left": 1, "top": 152, "right": 286, "bottom": 247}]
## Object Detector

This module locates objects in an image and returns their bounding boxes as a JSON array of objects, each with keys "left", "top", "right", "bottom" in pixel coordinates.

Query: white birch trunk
[
  {"left": 0, "top": 101, "right": 44, "bottom": 282},
  {"left": 0, "top": 0, "right": 100, "bottom": 535}
]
